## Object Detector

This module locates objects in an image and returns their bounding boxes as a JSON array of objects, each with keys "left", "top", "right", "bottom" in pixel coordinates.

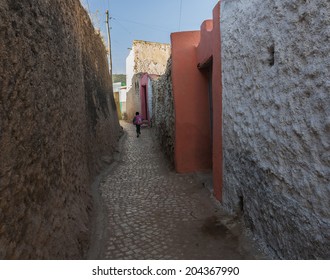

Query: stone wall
[
  {"left": 126, "top": 73, "right": 143, "bottom": 122},
  {"left": 0, "top": 0, "right": 120, "bottom": 259},
  {"left": 132, "top": 40, "right": 171, "bottom": 76},
  {"left": 126, "top": 41, "right": 170, "bottom": 91},
  {"left": 220, "top": 0, "right": 330, "bottom": 259},
  {"left": 152, "top": 58, "right": 175, "bottom": 165},
  {"left": 125, "top": 41, "right": 171, "bottom": 120}
]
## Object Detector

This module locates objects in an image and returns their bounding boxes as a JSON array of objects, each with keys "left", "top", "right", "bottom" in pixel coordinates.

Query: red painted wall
[
  {"left": 171, "top": 31, "right": 212, "bottom": 173},
  {"left": 171, "top": 2, "right": 223, "bottom": 200},
  {"left": 196, "top": 3, "right": 222, "bottom": 200},
  {"left": 197, "top": 19, "right": 214, "bottom": 65},
  {"left": 140, "top": 73, "right": 149, "bottom": 121}
]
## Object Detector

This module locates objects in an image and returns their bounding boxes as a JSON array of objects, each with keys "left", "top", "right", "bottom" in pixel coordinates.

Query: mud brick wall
[
  {"left": 132, "top": 40, "right": 171, "bottom": 75},
  {"left": 0, "top": 0, "right": 120, "bottom": 259},
  {"left": 126, "top": 73, "right": 143, "bottom": 122},
  {"left": 152, "top": 58, "right": 175, "bottom": 165},
  {"left": 220, "top": 0, "right": 330, "bottom": 259}
]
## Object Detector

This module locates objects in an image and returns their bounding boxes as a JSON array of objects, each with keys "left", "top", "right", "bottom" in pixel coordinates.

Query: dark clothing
[{"left": 136, "top": 124, "right": 141, "bottom": 135}]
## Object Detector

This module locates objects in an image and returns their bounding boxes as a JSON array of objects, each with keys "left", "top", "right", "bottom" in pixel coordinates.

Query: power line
[
  {"left": 112, "top": 18, "right": 132, "bottom": 35},
  {"left": 179, "top": 0, "right": 182, "bottom": 31},
  {"left": 112, "top": 17, "right": 171, "bottom": 33}
]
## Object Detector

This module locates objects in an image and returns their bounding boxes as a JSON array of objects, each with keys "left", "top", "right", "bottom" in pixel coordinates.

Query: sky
[{"left": 81, "top": 0, "right": 219, "bottom": 74}]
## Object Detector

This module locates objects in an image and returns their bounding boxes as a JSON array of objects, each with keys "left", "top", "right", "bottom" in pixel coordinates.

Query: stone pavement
[{"left": 89, "top": 121, "right": 264, "bottom": 260}]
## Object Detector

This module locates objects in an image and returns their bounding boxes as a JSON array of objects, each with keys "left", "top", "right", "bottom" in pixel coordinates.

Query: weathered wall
[
  {"left": 0, "top": 0, "right": 120, "bottom": 259},
  {"left": 126, "top": 73, "right": 142, "bottom": 122},
  {"left": 221, "top": 0, "right": 330, "bottom": 259},
  {"left": 125, "top": 41, "right": 171, "bottom": 121},
  {"left": 152, "top": 58, "right": 175, "bottom": 165},
  {"left": 132, "top": 40, "right": 171, "bottom": 75}
]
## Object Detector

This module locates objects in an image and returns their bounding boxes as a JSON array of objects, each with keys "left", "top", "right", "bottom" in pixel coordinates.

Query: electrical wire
[
  {"left": 112, "top": 17, "right": 171, "bottom": 33},
  {"left": 179, "top": 0, "right": 182, "bottom": 31},
  {"left": 112, "top": 18, "right": 132, "bottom": 35}
]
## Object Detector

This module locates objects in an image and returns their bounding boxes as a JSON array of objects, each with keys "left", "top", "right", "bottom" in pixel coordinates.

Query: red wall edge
[
  {"left": 171, "top": 31, "right": 212, "bottom": 173},
  {"left": 171, "top": 2, "right": 223, "bottom": 201}
]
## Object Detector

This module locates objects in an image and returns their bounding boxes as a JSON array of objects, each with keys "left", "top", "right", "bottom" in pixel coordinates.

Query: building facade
[
  {"left": 171, "top": 2, "right": 222, "bottom": 199},
  {"left": 125, "top": 40, "right": 170, "bottom": 122},
  {"left": 155, "top": 0, "right": 330, "bottom": 259}
]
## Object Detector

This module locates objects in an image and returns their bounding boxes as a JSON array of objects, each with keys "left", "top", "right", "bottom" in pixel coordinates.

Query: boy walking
[{"left": 133, "top": 112, "right": 143, "bottom": 137}]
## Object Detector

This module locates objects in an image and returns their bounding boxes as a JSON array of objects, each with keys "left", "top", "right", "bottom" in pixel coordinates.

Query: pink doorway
[{"left": 140, "top": 85, "right": 148, "bottom": 120}]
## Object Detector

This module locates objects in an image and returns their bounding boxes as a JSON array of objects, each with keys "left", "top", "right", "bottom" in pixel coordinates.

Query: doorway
[
  {"left": 207, "top": 64, "right": 213, "bottom": 157},
  {"left": 141, "top": 85, "right": 148, "bottom": 121},
  {"left": 198, "top": 59, "right": 214, "bottom": 166}
]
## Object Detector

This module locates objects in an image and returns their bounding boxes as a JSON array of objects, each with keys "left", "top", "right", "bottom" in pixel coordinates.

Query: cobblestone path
[{"left": 92, "top": 121, "right": 259, "bottom": 260}]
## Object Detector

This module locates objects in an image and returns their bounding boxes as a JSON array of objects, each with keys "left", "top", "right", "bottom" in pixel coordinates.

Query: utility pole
[{"left": 106, "top": 10, "right": 113, "bottom": 75}]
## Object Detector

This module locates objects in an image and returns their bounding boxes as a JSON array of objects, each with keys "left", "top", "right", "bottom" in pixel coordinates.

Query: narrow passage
[{"left": 91, "top": 121, "right": 259, "bottom": 260}]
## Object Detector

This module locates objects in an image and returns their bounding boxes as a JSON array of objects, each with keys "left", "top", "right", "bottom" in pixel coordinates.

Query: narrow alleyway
[{"left": 89, "top": 121, "right": 264, "bottom": 260}]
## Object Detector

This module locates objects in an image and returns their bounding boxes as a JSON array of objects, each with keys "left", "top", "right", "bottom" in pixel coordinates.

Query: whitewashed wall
[
  {"left": 126, "top": 48, "right": 134, "bottom": 91},
  {"left": 112, "top": 82, "right": 122, "bottom": 93},
  {"left": 119, "top": 87, "right": 127, "bottom": 103},
  {"left": 220, "top": 0, "right": 330, "bottom": 259}
]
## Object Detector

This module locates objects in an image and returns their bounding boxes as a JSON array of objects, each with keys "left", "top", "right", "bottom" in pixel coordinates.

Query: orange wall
[
  {"left": 197, "top": 2, "right": 222, "bottom": 200},
  {"left": 171, "top": 2, "right": 223, "bottom": 200},
  {"left": 197, "top": 19, "right": 214, "bottom": 65},
  {"left": 171, "top": 31, "right": 212, "bottom": 173}
]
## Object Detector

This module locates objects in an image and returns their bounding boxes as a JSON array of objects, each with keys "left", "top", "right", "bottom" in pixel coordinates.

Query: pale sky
[{"left": 81, "top": 0, "right": 219, "bottom": 74}]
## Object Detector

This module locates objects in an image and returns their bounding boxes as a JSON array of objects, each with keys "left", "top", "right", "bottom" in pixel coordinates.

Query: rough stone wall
[
  {"left": 126, "top": 73, "right": 143, "bottom": 122},
  {"left": 125, "top": 41, "right": 170, "bottom": 121},
  {"left": 220, "top": 0, "right": 330, "bottom": 259},
  {"left": 152, "top": 58, "right": 175, "bottom": 165},
  {"left": 0, "top": 0, "right": 120, "bottom": 259},
  {"left": 133, "top": 40, "right": 171, "bottom": 75}
]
